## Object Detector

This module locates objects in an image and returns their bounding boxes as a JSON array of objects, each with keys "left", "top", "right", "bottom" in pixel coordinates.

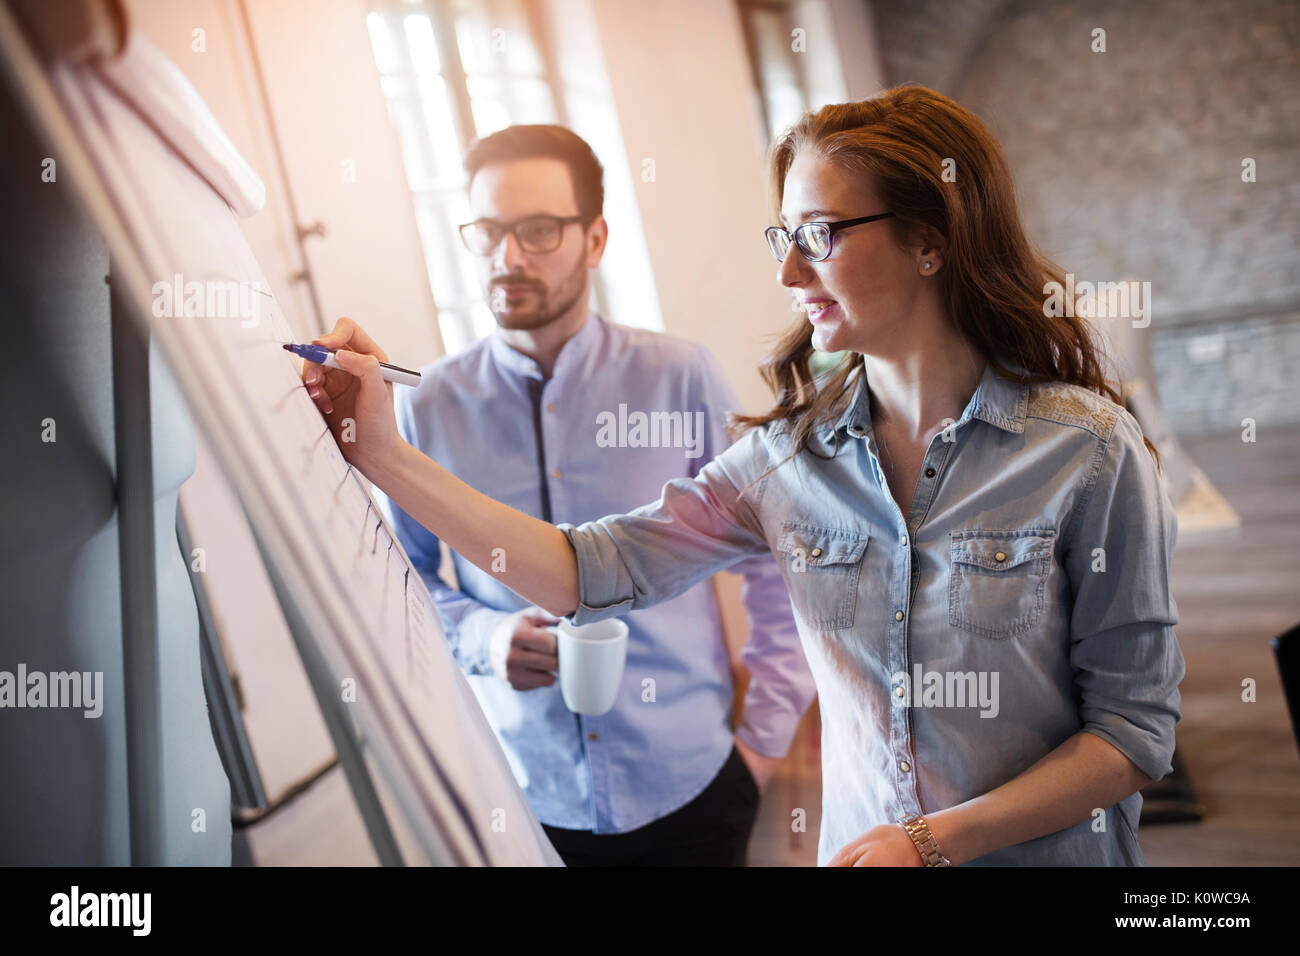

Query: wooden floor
[{"left": 746, "top": 425, "right": 1300, "bottom": 866}]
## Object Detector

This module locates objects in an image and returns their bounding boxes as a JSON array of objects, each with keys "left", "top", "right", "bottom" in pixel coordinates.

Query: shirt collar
[
  {"left": 821, "top": 354, "right": 1030, "bottom": 442},
  {"left": 488, "top": 310, "right": 604, "bottom": 381}
]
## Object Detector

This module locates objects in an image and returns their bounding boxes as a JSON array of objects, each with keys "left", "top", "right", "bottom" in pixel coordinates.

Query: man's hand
[
  {"left": 828, "top": 824, "right": 925, "bottom": 867},
  {"left": 733, "top": 735, "right": 781, "bottom": 794},
  {"left": 489, "top": 606, "right": 562, "bottom": 690}
]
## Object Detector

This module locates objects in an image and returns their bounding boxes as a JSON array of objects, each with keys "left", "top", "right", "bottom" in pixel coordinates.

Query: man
[{"left": 380, "top": 125, "right": 814, "bottom": 866}]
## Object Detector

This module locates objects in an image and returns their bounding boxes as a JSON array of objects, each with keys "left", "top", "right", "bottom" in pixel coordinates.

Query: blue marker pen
[{"left": 283, "top": 343, "right": 422, "bottom": 387}]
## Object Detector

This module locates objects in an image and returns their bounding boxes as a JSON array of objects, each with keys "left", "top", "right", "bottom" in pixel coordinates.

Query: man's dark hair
[{"left": 463, "top": 124, "right": 604, "bottom": 222}]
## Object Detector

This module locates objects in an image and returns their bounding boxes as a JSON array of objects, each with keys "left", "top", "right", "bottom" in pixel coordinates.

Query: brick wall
[{"left": 871, "top": 0, "right": 1300, "bottom": 436}]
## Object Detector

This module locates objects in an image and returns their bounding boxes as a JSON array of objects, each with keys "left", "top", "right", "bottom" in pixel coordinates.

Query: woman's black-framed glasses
[
  {"left": 765, "top": 212, "right": 896, "bottom": 263},
  {"left": 459, "top": 215, "right": 589, "bottom": 256}
]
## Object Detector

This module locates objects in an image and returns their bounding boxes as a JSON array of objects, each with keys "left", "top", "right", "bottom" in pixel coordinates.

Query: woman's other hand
[{"left": 828, "top": 823, "right": 925, "bottom": 866}]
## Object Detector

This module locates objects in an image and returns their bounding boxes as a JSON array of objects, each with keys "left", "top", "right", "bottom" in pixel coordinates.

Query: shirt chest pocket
[
  {"left": 948, "top": 529, "right": 1056, "bottom": 639},
  {"left": 776, "top": 523, "right": 870, "bottom": 630}
]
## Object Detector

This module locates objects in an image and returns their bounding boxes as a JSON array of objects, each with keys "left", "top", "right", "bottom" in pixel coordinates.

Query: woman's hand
[
  {"left": 296, "top": 318, "right": 580, "bottom": 616},
  {"left": 734, "top": 736, "right": 781, "bottom": 794},
  {"left": 828, "top": 824, "right": 924, "bottom": 866},
  {"left": 302, "top": 316, "right": 404, "bottom": 478}
]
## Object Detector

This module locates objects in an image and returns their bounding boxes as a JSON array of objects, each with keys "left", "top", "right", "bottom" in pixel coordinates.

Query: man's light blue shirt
[
  {"left": 380, "top": 313, "right": 814, "bottom": 832},
  {"left": 559, "top": 357, "right": 1186, "bottom": 864}
]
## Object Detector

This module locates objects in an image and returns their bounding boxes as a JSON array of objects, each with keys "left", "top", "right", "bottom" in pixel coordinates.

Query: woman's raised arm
[
  {"left": 376, "top": 442, "right": 580, "bottom": 618},
  {"left": 301, "top": 317, "right": 580, "bottom": 617}
]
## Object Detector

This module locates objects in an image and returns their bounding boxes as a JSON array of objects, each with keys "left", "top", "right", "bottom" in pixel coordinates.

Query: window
[
  {"left": 365, "top": 0, "right": 560, "bottom": 354},
  {"left": 740, "top": 0, "right": 854, "bottom": 375},
  {"left": 740, "top": 1, "right": 810, "bottom": 144}
]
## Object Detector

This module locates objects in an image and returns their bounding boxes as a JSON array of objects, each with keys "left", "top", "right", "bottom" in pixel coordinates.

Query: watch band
[{"left": 900, "top": 815, "right": 952, "bottom": 867}]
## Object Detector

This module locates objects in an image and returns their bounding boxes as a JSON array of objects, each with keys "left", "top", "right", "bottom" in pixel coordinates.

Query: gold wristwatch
[{"left": 900, "top": 815, "right": 952, "bottom": 866}]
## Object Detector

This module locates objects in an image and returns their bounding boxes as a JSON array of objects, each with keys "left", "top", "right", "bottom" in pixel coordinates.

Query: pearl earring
[{"left": 923, "top": 261, "right": 933, "bottom": 271}]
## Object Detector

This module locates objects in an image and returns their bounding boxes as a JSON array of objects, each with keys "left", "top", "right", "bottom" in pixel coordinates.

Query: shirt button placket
[
  {"left": 898, "top": 454, "right": 940, "bottom": 815},
  {"left": 891, "top": 517, "right": 914, "bottom": 815}
]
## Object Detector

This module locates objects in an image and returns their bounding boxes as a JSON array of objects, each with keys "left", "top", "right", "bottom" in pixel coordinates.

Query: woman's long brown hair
[{"left": 730, "top": 85, "right": 1159, "bottom": 490}]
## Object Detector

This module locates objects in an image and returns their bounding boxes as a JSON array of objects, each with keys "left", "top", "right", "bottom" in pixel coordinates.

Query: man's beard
[{"left": 488, "top": 251, "right": 588, "bottom": 331}]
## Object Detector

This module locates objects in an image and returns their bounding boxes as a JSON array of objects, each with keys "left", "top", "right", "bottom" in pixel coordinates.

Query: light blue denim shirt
[
  {"left": 378, "top": 313, "right": 814, "bottom": 833},
  {"left": 560, "top": 357, "right": 1185, "bottom": 865}
]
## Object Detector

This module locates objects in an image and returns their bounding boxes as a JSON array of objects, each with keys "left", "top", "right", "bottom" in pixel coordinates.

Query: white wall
[
  {"left": 125, "top": 0, "right": 445, "bottom": 364},
  {"left": 537, "top": 0, "right": 663, "bottom": 334},
  {"left": 557, "top": 0, "right": 792, "bottom": 415},
  {"left": 241, "top": 0, "right": 445, "bottom": 365}
]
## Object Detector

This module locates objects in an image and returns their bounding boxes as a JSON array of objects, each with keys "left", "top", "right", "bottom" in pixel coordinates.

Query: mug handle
[{"left": 546, "top": 623, "right": 561, "bottom": 677}]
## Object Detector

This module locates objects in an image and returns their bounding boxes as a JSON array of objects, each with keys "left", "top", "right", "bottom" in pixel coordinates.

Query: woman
[{"left": 304, "top": 85, "right": 1184, "bottom": 866}]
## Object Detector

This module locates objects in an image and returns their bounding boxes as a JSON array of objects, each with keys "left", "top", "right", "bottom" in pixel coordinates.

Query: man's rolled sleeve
[
  {"left": 1064, "top": 410, "right": 1186, "bottom": 783},
  {"left": 427, "top": 580, "right": 509, "bottom": 676},
  {"left": 731, "top": 552, "right": 815, "bottom": 758}
]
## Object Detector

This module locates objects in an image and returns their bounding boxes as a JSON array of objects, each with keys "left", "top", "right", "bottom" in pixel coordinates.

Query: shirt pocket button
[
  {"left": 948, "top": 529, "right": 1056, "bottom": 638},
  {"left": 777, "top": 523, "right": 870, "bottom": 631}
]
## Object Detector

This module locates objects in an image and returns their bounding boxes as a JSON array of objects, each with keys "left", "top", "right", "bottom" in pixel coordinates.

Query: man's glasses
[
  {"left": 765, "top": 212, "right": 896, "bottom": 263},
  {"left": 459, "top": 215, "right": 589, "bottom": 256}
]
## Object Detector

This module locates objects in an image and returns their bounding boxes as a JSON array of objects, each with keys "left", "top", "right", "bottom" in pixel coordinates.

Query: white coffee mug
[{"left": 554, "top": 618, "right": 629, "bottom": 716}]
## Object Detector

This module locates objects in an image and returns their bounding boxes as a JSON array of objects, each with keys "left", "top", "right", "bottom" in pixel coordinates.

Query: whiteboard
[{"left": 8, "top": 21, "right": 558, "bottom": 866}]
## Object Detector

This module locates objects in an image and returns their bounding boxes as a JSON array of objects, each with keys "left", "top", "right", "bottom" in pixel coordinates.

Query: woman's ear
[{"left": 915, "top": 225, "right": 947, "bottom": 276}]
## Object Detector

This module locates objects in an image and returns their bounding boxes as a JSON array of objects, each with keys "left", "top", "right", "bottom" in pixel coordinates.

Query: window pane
[
  {"left": 365, "top": 11, "right": 401, "bottom": 75},
  {"left": 385, "top": 96, "right": 439, "bottom": 187},
  {"left": 452, "top": 0, "right": 542, "bottom": 76},
  {"left": 417, "top": 75, "right": 465, "bottom": 180},
  {"left": 436, "top": 307, "right": 475, "bottom": 356},
  {"left": 446, "top": 193, "right": 483, "bottom": 300},
  {"left": 465, "top": 75, "right": 513, "bottom": 136},
  {"left": 414, "top": 200, "right": 470, "bottom": 307},
  {"left": 463, "top": 76, "right": 555, "bottom": 135},
  {"left": 765, "top": 84, "right": 806, "bottom": 139},
  {"left": 500, "top": 25, "right": 542, "bottom": 75},
  {"left": 506, "top": 77, "right": 556, "bottom": 124},
  {"left": 435, "top": 303, "right": 496, "bottom": 354},
  {"left": 402, "top": 13, "right": 441, "bottom": 74},
  {"left": 453, "top": 10, "right": 491, "bottom": 76},
  {"left": 750, "top": 7, "right": 808, "bottom": 135},
  {"left": 752, "top": 9, "right": 800, "bottom": 86},
  {"left": 467, "top": 301, "right": 497, "bottom": 342},
  {"left": 379, "top": 73, "right": 409, "bottom": 100}
]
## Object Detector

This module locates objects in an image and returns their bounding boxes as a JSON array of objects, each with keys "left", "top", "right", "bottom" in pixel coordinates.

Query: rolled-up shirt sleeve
[
  {"left": 1063, "top": 409, "right": 1186, "bottom": 782},
  {"left": 558, "top": 425, "right": 777, "bottom": 626}
]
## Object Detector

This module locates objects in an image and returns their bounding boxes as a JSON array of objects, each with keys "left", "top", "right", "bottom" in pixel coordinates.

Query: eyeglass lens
[
  {"left": 767, "top": 223, "right": 832, "bottom": 262},
  {"left": 463, "top": 217, "right": 565, "bottom": 255}
]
